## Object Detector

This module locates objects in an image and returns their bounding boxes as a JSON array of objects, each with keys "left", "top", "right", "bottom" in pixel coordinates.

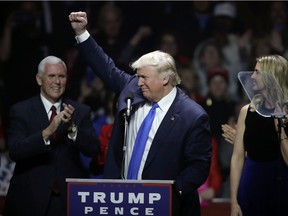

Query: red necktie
[
  {"left": 49, "top": 105, "right": 58, "bottom": 141},
  {"left": 50, "top": 105, "right": 60, "bottom": 194},
  {"left": 50, "top": 105, "right": 57, "bottom": 122}
]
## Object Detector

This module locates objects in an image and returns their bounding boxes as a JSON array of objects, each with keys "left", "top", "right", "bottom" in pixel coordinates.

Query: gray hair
[
  {"left": 131, "top": 50, "right": 181, "bottom": 86},
  {"left": 38, "top": 56, "right": 67, "bottom": 75}
]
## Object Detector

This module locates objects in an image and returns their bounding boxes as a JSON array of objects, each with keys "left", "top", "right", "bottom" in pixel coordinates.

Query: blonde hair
[
  {"left": 251, "top": 55, "right": 288, "bottom": 113},
  {"left": 131, "top": 50, "right": 181, "bottom": 86}
]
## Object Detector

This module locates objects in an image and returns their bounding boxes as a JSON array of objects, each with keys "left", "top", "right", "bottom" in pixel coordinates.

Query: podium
[{"left": 66, "top": 178, "right": 179, "bottom": 216}]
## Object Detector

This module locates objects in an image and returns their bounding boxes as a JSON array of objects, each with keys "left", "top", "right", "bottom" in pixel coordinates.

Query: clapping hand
[
  {"left": 61, "top": 103, "right": 75, "bottom": 123},
  {"left": 221, "top": 124, "right": 237, "bottom": 144}
]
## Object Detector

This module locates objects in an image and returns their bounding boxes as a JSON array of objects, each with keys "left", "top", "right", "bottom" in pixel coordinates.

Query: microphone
[{"left": 125, "top": 91, "right": 134, "bottom": 118}]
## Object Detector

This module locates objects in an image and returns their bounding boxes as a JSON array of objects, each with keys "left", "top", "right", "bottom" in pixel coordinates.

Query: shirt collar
[
  {"left": 157, "top": 87, "right": 177, "bottom": 112},
  {"left": 40, "top": 93, "right": 62, "bottom": 114}
]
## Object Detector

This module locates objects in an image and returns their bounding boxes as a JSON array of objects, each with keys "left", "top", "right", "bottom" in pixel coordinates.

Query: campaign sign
[{"left": 66, "top": 179, "right": 174, "bottom": 216}]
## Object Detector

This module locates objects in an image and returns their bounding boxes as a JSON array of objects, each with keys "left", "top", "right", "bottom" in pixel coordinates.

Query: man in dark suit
[
  {"left": 3, "top": 56, "right": 100, "bottom": 216},
  {"left": 69, "top": 12, "right": 212, "bottom": 216}
]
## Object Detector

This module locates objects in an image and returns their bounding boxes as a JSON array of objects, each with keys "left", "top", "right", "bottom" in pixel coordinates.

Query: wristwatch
[{"left": 68, "top": 122, "right": 77, "bottom": 133}]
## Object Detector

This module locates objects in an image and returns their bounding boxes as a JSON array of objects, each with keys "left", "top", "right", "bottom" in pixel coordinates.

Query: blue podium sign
[{"left": 66, "top": 179, "right": 174, "bottom": 216}]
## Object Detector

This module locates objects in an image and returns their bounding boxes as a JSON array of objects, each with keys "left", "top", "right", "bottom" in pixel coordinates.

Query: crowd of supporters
[{"left": 1, "top": 1, "right": 288, "bottom": 201}]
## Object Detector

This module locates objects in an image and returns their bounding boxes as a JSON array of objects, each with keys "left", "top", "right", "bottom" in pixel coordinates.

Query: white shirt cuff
[
  {"left": 68, "top": 131, "right": 77, "bottom": 141},
  {"left": 75, "top": 30, "right": 90, "bottom": 43},
  {"left": 44, "top": 139, "right": 50, "bottom": 146}
]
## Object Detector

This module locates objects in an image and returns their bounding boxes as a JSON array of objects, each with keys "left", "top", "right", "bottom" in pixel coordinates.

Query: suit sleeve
[
  {"left": 175, "top": 107, "right": 212, "bottom": 197},
  {"left": 77, "top": 36, "right": 133, "bottom": 94},
  {"left": 69, "top": 104, "right": 100, "bottom": 157}
]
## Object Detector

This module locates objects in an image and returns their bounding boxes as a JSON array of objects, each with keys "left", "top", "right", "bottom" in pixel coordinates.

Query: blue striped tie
[{"left": 127, "top": 103, "right": 159, "bottom": 179}]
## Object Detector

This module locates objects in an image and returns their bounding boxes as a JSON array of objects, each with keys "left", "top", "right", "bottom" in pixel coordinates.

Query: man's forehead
[
  {"left": 45, "top": 63, "right": 66, "bottom": 72},
  {"left": 136, "top": 65, "right": 157, "bottom": 75}
]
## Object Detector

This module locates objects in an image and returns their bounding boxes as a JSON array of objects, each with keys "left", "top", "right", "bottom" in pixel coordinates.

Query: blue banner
[{"left": 67, "top": 179, "right": 174, "bottom": 216}]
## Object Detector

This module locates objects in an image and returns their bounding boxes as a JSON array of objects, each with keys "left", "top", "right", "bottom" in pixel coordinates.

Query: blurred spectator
[
  {"left": 90, "top": 123, "right": 113, "bottom": 177},
  {"left": 91, "top": 90, "right": 115, "bottom": 137},
  {"left": 198, "top": 137, "right": 222, "bottom": 205},
  {"left": 254, "top": 1, "right": 288, "bottom": 58},
  {"left": 1, "top": 2, "right": 74, "bottom": 118},
  {"left": 76, "top": 69, "right": 115, "bottom": 178},
  {"left": 248, "top": 35, "right": 274, "bottom": 70},
  {"left": 199, "top": 66, "right": 238, "bottom": 198},
  {"left": 173, "top": 1, "right": 215, "bottom": 58},
  {"left": 193, "top": 40, "right": 227, "bottom": 97},
  {"left": 0, "top": 151, "right": 15, "bottom": 196},
  {"left": 90, "top": 93, "right": 118, "bottom": 177},
  {"left": 0, "top": 102, "right": 15, "bottom": 197},
  {"left": 77, "top": 68, "right": 107, "bottom": 120},
  {"left": 269, "top": 1, "right": 288, "bottom": 57},
  {"left": 195, "top": 2, "right": 252, "bottom": 101},
  {"left": 91, "top": 3, "right": 124, "bottom": 43},
  {"left": 90, "top": 3, "right": 153, "bottom": 72},
  {"left": 90, "top": 3, "right": 129, "bottom": 69},
  {"left": 117, "top": 25, "right": 153, "bottom": 70},
  {"left": 178, "top": 66, "right": 222, "bottom": 203},
  {"left": 178, "top": 67, "right": 204, "bottom": 103},
  {"left": 156, "top": 30, "right": 190, "bottom": 68}
]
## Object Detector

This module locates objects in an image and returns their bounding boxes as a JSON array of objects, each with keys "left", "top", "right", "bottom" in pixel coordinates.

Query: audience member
[
  {"left": 0, "top": 114, "right": 15, "bottom": 197},
  {"left": 69, "top": 11, "right": 212, "bottom": 216},
  {"left": 247, "top": 35, "right": 274, "bottom": 70},
  {"left": 156, "top": 30, "right": 190, "bottom": 68},
  {"left": 255, "top": 1, "right": 288, "bottom": 58},
  {"left": 117, "top": 25, "right": 152, "bottom": 70},
  {"left": 3, "top": 55, "right": 100, "bottom": 216},
  {"left": 89, "top": 3, "right": 128, "bottom": 69},
  {"left": 1, "top": 2, "right": 68, "bottom": 108},
  {"left": 75, "top": 68, "right": 113, "bottom": 178},
  {"left": 199, "top": 66, "right": 238, "bottom": 198},
  {"left": 173, "top": 1, "right": 215, "bottom": 58},
  {"left": 198, "top": 137, "right": 222, "bottom": 205},
  {"left": 89, "top": 2, "right": 153, "bottom": 73},
  {"left": 178, "top": 66, "right": 204, "bottom": 103},
  {"left": 90, "top": 93, "right": 118, "bottom": 177},
  {"left": 195, "top": 1, "right": 252, "bottom": 100},
  {"left": 193, "top": 40, "right": 227, "bottom": 97}
]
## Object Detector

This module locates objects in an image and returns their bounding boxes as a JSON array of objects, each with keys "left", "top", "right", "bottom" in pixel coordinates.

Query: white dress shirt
[
  {"left": 124, "top": 88, "right": 177, "bottom": 179},
  {"left": 40, "top": 94, "right": 61, "bottom": 145}
]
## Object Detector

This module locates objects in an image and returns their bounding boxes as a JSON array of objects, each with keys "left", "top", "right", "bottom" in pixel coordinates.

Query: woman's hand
[{"left": 222, "top": 124, "right": 237, "bottom": 144}]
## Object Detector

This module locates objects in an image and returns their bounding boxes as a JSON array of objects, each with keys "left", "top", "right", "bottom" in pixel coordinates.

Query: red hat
[{"left": 207, "top": 66, "right": 229, "bottom": 84}]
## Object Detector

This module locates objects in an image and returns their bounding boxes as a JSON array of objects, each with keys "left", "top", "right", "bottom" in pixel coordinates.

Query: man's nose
[{"left": 138, "top": 77, "right": 143, "bottom": 86}]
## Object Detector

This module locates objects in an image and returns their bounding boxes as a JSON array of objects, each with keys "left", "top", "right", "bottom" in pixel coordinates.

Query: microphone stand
[
  {"left": 121, "top": 93, "right": 134, "bottom": 179},
  {"left": 121, "top": 113, "right": 129, "bottom": 179}
]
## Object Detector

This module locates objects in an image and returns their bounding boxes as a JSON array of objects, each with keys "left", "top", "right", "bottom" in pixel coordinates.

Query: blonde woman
[{"left": 230, "top": 55, "right": 288, "bottom": 216}]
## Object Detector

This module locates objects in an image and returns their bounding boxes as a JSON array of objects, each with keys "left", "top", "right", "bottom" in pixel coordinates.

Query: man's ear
[
  {"left": 163, "top": 76, "right": 169, "bottom": 86},
  {"left": 36, "top": 74, "right": 42, "bottom": 86}
]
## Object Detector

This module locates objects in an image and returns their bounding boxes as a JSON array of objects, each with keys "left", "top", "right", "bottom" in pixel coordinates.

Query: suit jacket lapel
[
  {"left": 144, "top": 90, "right": 182, "bottom": 168},
  {"left": 32, "top": 96, "right": 50, "bottom": 130}
]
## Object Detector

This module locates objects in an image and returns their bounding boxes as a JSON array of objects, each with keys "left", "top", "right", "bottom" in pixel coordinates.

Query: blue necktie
[{"left": 127, "top": 102, "right": 159, "bottom": 179}]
